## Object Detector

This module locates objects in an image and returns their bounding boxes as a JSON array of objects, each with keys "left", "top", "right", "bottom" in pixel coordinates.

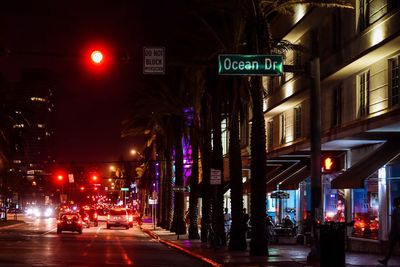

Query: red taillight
[
  {"left": 78, "top": 220, "right": 82, "bottom": 224},
  {"left": 57, "top": 220, "right": 61, "bottom": 224},
  {"left": 94, "top": 213, "right": 97, "bottom": 219}
]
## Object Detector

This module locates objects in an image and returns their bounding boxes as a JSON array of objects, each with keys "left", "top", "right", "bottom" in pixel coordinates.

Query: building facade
[{"left": 234, "top": 1, "right": 400, "bottom": 253}]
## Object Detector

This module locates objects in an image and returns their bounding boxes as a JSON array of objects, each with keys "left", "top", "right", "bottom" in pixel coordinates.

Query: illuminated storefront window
[
  {"left": 352, "top": 178, "right": 379, "bottom": 240},
  {"left": 323, "top": 174, "right": 345, "bottom": 222}
]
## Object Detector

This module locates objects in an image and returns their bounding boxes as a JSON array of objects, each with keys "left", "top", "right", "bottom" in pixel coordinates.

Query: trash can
[{"left": 319, "top": 222, "right": 347, "bottom": 267}]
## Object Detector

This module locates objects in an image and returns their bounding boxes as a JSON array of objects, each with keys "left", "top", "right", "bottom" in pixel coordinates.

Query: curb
[
  {"left": 141, "top": 226, "right": 223, "bottom": 267},
  {"left": 0, "top": 221, "right": 26, "bottom": 229}
]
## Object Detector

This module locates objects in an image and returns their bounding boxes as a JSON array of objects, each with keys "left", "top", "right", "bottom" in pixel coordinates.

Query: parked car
[
  {"left": 57, "top": 212, "right": 83, "bottom": 234},
  {"left": 106, "top": 208, "right": 129, "bottom": 229}
]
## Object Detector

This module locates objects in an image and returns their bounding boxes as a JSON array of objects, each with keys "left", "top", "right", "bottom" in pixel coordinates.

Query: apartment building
[{"left": 250, "top": 1, "right": 400, "bottom": 252}]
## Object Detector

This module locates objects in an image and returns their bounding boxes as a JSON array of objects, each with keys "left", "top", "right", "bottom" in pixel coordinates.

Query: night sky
[{"left": 0, "top": 1, "right": 173, "bottom": 168}]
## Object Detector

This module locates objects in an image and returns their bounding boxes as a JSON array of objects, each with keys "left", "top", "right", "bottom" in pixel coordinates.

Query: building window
[
  {"left": 389, "top": 56, "right": 400, "bottom": 107},
  {"left": 294, "top": 106, "right": 302, "bottom": 139},
  {"left": 30, "top": 97, "right": 47, "bottom": 102},
  {"left": 358, "top": 71, "right": 370, "bottom": 118},
  {"left": 332, "top": 86, "right": 342, "bottom": 127},
  {"left": 267, "top": 121, "right": 273, "bottom": 150},
  {"left": 239, "top": 104, "right": 249, "bottom": 147},
  {"left": 221, "top": 118, "right": 228, "bottom": 155},
  {"left": 359, "top": 0, "right": 391, "bottom": 30},
  {"left": 13, "top": 124, "right": 25, "bottom": 129},
  {"left": 352, "top": 178, "right": 379, "bottom": 240},
  {"left": 280, "top": 114, "right": 286, "bottom": 145}
]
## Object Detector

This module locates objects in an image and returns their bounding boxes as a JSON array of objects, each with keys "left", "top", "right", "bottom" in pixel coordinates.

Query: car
[
  {"left": 57, "top": 212, "right": 83, "bottom": 234},
  {"left": 87, "top": 209, "right": 99, "bottom": 226},
  {"left": 127, "top": 209, "right": 137, "bottom": 228},
  {"left": 79, "top": 211, "right": 91, "bottom": 228},
  {"left": 106, "top": 208, "right": 129, "bottom": 229}
]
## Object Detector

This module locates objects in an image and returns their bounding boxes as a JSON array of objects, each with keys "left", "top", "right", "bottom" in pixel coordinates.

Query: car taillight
[
  {"left": 94, "top": 213, "right": 97, "bottom": 219},
  {"left": 57, "top": 220, "right": 61, "bottom": 224},
  {"left": 78, "top": 220, "right": 82, "bottom": 224}
]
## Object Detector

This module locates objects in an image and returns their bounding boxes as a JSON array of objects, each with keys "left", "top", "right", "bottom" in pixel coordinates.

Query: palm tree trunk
[
  {"left": 165, "top": 141, "right": 173, "bottom": 230},
  {"left": 173, "top": 116, "right": 186, "bottom": 235},
  {"left": 249, "top": 75, "right": 268, "bottom": 256},
  {"left": 201, "top": 94, "right": 212, "bottom": 242},
  {"left": 229, "top": 78, "right": 247, "bottom": 250},
  {"left": 188, "top": 122, "right": 200, "bottom": 239},
  {"left": 211, "top": 85, "right": 225, "bottom": 246},
  {"left": 247, "top": 0, "right": 269, "bottom": 256}
]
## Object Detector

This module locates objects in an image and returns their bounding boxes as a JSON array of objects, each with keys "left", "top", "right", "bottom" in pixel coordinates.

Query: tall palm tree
[{"left": 228, "top": 78, "right": 247, "bottom": 250}]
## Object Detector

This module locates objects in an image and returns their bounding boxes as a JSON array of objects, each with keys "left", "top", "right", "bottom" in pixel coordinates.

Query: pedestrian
[
  {"left": 378, "top": 197, "right": 400, "bottom": 266},
  {"left": 243, "top": 208, "right": 250, "bottom": 237},
  {"left": 266, "top": 215, "right": 275, "bottom": 242},
  {"left": 224, "top": 208, "right": 231, "bottom": 233}
]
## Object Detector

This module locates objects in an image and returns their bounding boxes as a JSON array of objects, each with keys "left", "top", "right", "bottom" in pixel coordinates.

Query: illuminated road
[{"left": 0, "top": 216, "right": 209, "bottom": 267}]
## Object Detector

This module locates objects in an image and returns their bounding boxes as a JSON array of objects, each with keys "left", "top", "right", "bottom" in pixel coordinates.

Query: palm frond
[
  {"left": 272, "top": 40, "right": 308, "bottom": 54},
  {"left": 260, "top": 0, "right": 353, "bottom": 18}
]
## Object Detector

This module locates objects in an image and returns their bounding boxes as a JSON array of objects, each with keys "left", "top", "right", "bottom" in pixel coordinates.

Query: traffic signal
[
  {"left": 90, "top": 50, "right": 104, "bottom": 64},
  {"left": 84, "top": 43, "right": 112, "bottom": 73},
  {"left": 322, "top": 155, "right": 341, "bottom": 173}
]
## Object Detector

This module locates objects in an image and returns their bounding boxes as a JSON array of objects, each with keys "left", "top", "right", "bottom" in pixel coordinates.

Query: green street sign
[
  {"left": 121, "top": 188, "right": 129, "bottom": 191},
  {"left": 218, "top": 54, "right": 283, "bottom": 76}
]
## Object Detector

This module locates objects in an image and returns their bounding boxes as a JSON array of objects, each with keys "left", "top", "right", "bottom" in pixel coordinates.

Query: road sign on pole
[
  {"left": 218, "top": 54, "right": 283, "bottom": 76},
  {"left": 143, "top": 47, "right": 165, "bottom": 74}
]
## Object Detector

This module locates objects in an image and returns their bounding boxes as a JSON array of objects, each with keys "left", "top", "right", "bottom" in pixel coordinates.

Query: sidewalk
[{"left": 140, "top": 219, "right": 400, "bottom": 267}]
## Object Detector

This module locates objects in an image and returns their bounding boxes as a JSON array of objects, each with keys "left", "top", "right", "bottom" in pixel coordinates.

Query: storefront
[{"left": 331, "top": 141, "right": 400, "bottom": 253}]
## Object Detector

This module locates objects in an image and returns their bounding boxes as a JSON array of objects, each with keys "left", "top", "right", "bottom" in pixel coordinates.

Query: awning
[
  {"left": 278, "top": 165, "right": 310, "bottom": 190},
  {"left": 331, "top": 140, "right": 400, "bottom": 189},
  {"left": 266, "top": 159, "right": 308, "bottom": 192},
  {"left": 243, "top": 164, "right": 281, "bottom": 193}
]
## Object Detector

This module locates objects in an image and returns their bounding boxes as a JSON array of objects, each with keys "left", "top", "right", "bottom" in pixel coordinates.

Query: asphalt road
[{"left": 0, "top": 215, "right": 209, "bottom": 267}]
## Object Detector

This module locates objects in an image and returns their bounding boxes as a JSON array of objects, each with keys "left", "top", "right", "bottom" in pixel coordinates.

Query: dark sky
[{"left": 0, "top": 1, "right": 173, "bottom": 168}]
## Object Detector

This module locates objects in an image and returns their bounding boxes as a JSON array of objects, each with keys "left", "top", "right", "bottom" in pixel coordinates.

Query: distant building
[{"left": 9, "top": 68, "right": 56, "bottom": 206}]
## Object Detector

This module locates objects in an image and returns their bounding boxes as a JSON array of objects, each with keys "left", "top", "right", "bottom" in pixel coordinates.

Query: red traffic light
[{"left": 90, "top": 50, "right": 104, "bottom": 64}]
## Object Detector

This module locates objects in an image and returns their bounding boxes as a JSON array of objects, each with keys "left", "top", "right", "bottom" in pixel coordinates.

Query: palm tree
[{"left": 228, "top": 78, "right": 248, "bottom": 250}]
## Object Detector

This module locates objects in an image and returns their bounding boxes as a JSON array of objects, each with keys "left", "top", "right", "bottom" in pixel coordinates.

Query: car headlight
[
  {"left": 33, "top": 208, "right": 40, "bottom": 217},
  {"left": 26, "top": 208, "right": 33, "bottom": 215},
  {"left": 44, "top": 208, "right": 52, "bottom": 217}
]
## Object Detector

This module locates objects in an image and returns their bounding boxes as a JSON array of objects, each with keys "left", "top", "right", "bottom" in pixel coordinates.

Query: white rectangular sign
[
  {"left": 68, "top": 174, "right": 74, "bottom": 183},
  {"left": 143, "top": 47, "right": 165, "bottom": 74},
  {"left": 210, "top": 168, "right": 222, "bottom": 185}
]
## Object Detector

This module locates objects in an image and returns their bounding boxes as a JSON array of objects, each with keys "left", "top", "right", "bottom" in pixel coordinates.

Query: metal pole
[{"left": 308, "top": 57, "right": 322, "bottom": 262}]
